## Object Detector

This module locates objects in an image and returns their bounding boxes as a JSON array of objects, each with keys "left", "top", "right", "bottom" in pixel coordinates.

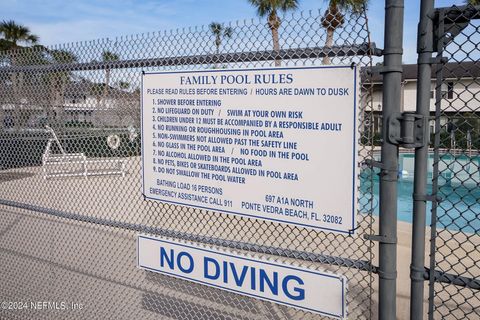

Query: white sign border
[
  {"left": 140, "top": 65, "right": 359, "bottom": 234},
  {"left": 137, "top": 234, "right": 347, "bottom": 319}
]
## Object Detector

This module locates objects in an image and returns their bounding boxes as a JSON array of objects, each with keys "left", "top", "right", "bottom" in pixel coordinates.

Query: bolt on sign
[{"left": 141, "top": 66, "right": 359, "bottom": 234}]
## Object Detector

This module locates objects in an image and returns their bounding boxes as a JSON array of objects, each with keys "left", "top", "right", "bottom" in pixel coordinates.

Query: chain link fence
[
  {"left": 427, "top": 4, "right": 480, "bottom": 320},
  {"left": 0, "top": 8, "right": 378, "bottom": 320}
]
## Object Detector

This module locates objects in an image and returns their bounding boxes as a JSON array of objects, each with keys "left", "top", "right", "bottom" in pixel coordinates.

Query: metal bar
[
  {"left": 441, "top": 5, "right": 480, "bottom": 24},
  {"left": 423, "top": 269, "right": 480, "bottom": 291},
  {"left": 0, "top": 199, "right": 377, "bottom": 273},
  {"left": 45, "top": 125, "right": 65, "bottom": 154},
  {"left": 378, "top": 1, "right": 404, "bottom": 319},
  {"left": 410, "top": 1, "right": 435, "bottom": 319},
  {"left": 428, "top": 8, "right": 446, "bottom": 320},
  {"left": 0, "top": 43, "right": 382, "bottom": 73}
]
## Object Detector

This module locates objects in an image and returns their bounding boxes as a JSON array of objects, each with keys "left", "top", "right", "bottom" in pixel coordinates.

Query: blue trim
[
  {"left": 141, "top": 65, "right": 358, "bottom": 235},
  {"left": 141, "top": 74, "right": 146, "bottom": 201},
  {"left": 352, "top": 66, "right": 358, "bottom": 233},
  {"left": 138, "top": 235, "right": 345, "bottom": 318},
  {"left": 143, "top": 65, "right": 352, "bottom": 76},
  {"left": 341, "top": 277, "right": 345, "bottom": 318},
  {"left": 137, "top": 234, "right": 140, "bottom": 267}
]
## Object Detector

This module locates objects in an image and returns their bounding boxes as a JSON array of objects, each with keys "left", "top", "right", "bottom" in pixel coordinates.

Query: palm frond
[
  {"left": 224, "top": 27, "right": 233, "bottom": 38},
  {"left": 326, "top": 0, "right": 368, "bottom": 13},
  {"left": 0, "top": 20, "right": 40, "bottom": 47},
  {"left": 209, "top": 22, "right": 222, "bottom": 35},
  {"left": 102, "top": 50, "right": 120, "bottom": 62}
]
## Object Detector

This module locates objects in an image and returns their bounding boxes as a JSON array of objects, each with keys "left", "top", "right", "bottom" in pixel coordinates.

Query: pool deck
[{"left": 0, "top": 158, "right": 479, "bottom": 319}]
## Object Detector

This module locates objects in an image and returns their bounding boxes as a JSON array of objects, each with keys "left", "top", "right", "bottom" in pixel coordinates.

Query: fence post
[
  {"left": 410, "top": 1, "right": 435, "bottom": 319},
  {"left": 379, "top": 1, "right": 404, "bottom": 319}
]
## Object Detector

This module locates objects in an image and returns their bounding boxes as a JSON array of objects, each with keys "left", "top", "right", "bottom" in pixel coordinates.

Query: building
[
  {"left": 364, "top": 61, "right": 480, "bottom": 147},
  {"left": 0, "top": 78, "right": 139, "bottom": 130}
]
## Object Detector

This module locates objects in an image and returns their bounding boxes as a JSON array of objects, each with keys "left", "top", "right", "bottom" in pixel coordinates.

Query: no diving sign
[
  {"left": 137, "top": 235, "right": 347, "bottom": 319},
  {"left": 141, "top": 66, "right": 359, "bottom": 234}
]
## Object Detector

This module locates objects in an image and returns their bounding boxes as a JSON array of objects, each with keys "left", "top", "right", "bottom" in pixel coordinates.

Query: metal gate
[
  {"left": 410, "top": 2, "right": 480, "bottom": 320},
  {"left": 427, "top": 4, "right": 480, "bottom": 320},
  {"left": 0, "top": 7, "right": 380, "bottom": 320}
]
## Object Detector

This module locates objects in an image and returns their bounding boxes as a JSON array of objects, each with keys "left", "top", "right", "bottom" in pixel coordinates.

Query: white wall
[{"left": 367, "top": 79, "right": 480, "bottom": 113}]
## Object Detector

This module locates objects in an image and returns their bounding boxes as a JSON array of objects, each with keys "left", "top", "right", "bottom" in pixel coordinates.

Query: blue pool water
[{"left": 360, "top": 153, "right": 480, "bottom": 233}]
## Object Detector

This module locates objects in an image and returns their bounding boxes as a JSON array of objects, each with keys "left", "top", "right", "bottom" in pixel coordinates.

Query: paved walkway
[{"left": 1, "top": 158, "right": 477, "bottom": 319}]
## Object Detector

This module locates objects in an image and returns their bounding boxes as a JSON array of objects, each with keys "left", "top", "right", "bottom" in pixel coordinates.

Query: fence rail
[{"left": 0, "top": 43, "right": 381, "bottom": 73}]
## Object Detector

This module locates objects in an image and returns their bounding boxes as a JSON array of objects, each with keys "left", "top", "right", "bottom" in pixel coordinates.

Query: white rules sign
[
  {"left": 141, "top": 66, "right": 359, "bottom": 234},
  {"left": 137, "top": 235, "right": 347, "bottom": 319}
]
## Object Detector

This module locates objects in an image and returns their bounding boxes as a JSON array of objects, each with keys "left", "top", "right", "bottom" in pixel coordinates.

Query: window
[
  {"left": 447, "top": 82, "right": 454, "bottom": 99},
  {"left": 430, "top": 91, "right": 434, "bottom": 99}
]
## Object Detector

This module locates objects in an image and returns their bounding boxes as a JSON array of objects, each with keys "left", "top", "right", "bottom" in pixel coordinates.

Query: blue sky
[{"left": 0, "top": 0, "right": 468, "bottom": 63}]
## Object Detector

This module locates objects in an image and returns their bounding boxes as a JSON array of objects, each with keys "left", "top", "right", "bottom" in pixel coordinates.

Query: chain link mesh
[
  {"left": 0, "top": 8, "right": 377, "bottom": 320},
  {"left": 429, "top": 4, "right": 480, "bottom": 320}
]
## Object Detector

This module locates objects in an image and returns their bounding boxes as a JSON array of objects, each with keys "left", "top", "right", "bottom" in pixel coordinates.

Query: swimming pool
[{"left": 360, "top": 153, "right": 480, "bottom": 233}]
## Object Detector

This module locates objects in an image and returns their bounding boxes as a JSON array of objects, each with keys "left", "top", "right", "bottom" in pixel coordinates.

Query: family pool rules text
[{"left": 141, "top": 66, "right": 359, "bottom": 234}]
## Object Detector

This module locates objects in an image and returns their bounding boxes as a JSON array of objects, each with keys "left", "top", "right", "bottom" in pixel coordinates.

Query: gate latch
[{"left": 387, "top": 112, "right": 429, "bottom": 148}]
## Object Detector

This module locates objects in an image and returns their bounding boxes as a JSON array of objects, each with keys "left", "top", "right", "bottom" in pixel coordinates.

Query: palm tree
[
  {"left": 209, "top": 22, "right": 233, "bottom": 54},
  {"left": 101, "top": 50, "right": 120, "bottom": 108},
  {"left": 0, "top": 20, "right": 40, "bottom": 128},
  {"left": 209, "top": 22, "right": 233, "bottom": 68},
  {"left": 91, "top": 82, "right": 104, "bottom": 105},
  {"left": 248, "top": 0, "right": 299, "bottom": 66},
  {"left": 0, "top": 39, "right": 13, "bottom": 51},
  {"left": 116, "top": 81, "right": 130, "bottom": 91},
  {"left": 0, "top": 20, "right": 39, "bottom": 50},
  {"left": 321, "top": 0, "right": 367, "bottom": 65}
]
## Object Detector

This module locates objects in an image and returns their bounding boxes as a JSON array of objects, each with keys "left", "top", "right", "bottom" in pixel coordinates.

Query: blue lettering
[
  {"left": 251, "top": 267, "right": 256, "bottom": 290},
  {"left": 177, "top": 252, "right": 194, "bottom": 274},
  {"left": 229, "top": 262, "right": 249, "bottom": 287},
  {"left": 259, "top": 270, "right": 278, "bottom": 296},
  {"left": 204, "top": 257, "right": 220, "bottom": 280},
  {"left": 223, "top": 261, "right": 228, "bottom": 284},
  {"left": 282, "top": 275, "right": 305, "bottom": 301},
  {"left": 286, "top": 73, "right": 293, "bottom": 83},
  {"left": 160, "top": 247, "right": 174, "bottom": 269}
]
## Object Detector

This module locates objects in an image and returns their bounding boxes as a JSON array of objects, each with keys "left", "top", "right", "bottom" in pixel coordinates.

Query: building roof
[
  {"left": 64, "top": 80, "right": 131, "bottom": 99},
  {"left": 0, "top": 78, "right": 137, "bottom": 107},
  {"left": 367, "top": 61, "right": 480, "bottom": 83}
]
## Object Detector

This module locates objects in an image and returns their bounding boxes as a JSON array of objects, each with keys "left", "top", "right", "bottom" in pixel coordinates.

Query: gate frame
[
  {"left": 411, "top": 3, "right": 480, "bottom": 320},
  {"left": 410, "top": 1, "right": 435, "bottom": 319},
  {"left": 376, "top": 1, "right": 405, "bottom": 319}
]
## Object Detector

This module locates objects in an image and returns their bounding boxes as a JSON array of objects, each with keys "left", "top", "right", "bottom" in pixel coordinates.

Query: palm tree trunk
[
  {"left": 49, "top": 74, "right": 57, "bottom": 123},
  {"left": 57, "top": 73, "right": 68, "bottom": 124},
  {"left": 13, "top": 72, "right": 26, "bottom": 129},
  {"left": 323, "top": 28, "right": 335, "bottom": 65},
  {"left": 271, "top": 27, "right": 281, "bottom": 67},
  {"left": 9, "top": 53, "right": 22, "bottom": 130},
  {"left": 102, "top": 69, "right": 110, "bottom": 108},
  {"left": 11, "top": 71, "right": 19, "bottom": 129},
  {"left": 214, "top": 44, "right": 220, "bottom": 69}
]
